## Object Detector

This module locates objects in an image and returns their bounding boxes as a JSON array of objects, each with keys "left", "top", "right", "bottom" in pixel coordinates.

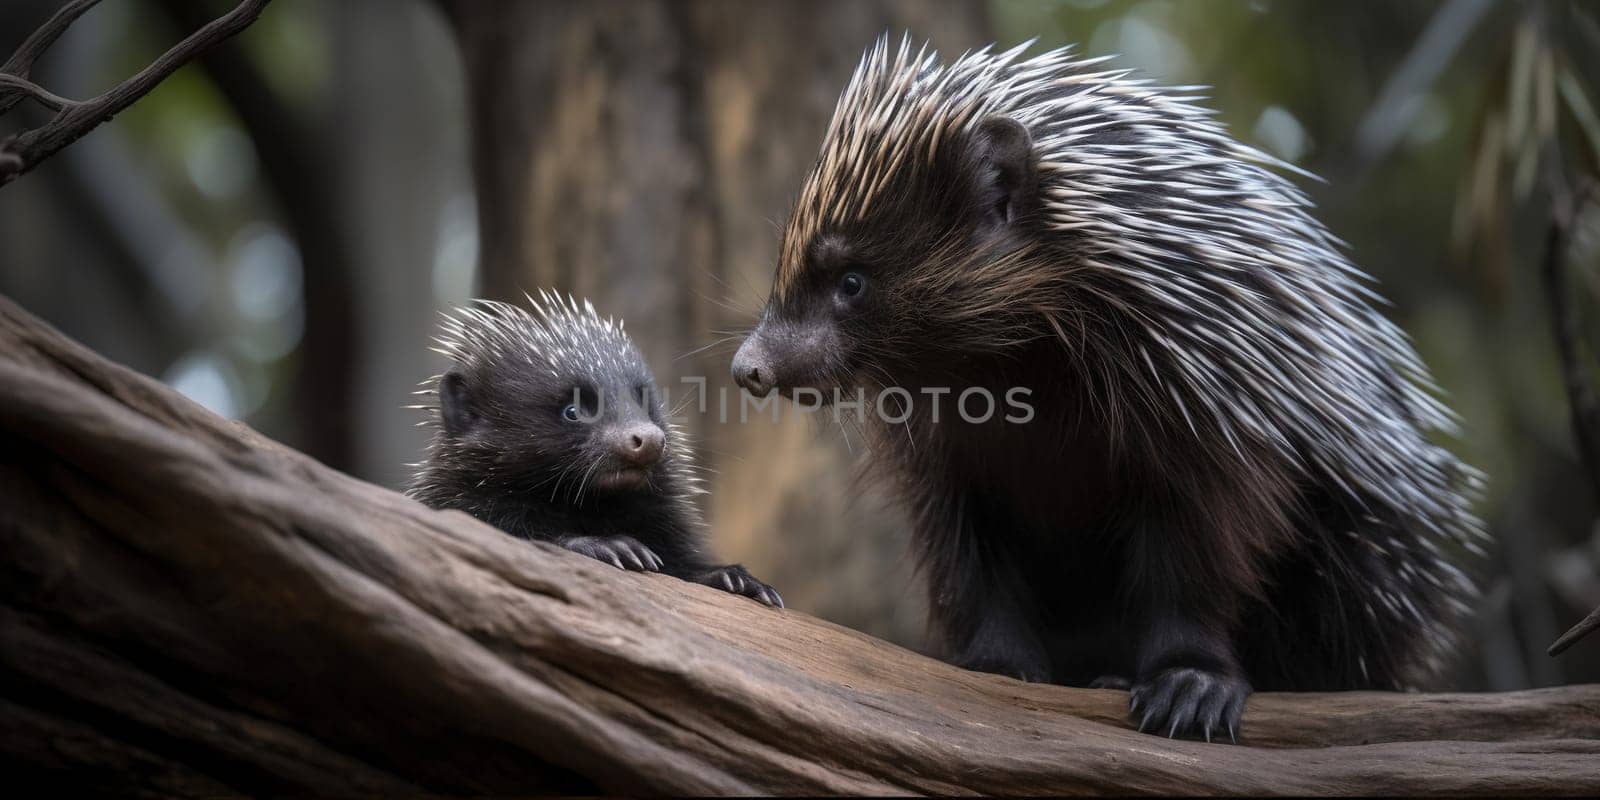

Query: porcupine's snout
[
  {"left": 613, "top": 422, "right": 665, "bottom": 467},
  {"left": 593, "top": 417, "right": 665, "bottom": 492},
  {"left": 734, "top": 317, "right": 839, "bottom": 399},
  {"left": 732, "top": 333, "right": 776, "bottom": 397}
]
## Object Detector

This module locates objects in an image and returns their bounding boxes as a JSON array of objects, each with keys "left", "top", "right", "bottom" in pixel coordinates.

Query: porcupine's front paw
[
  {"left": 697, "top": 564, "right": 784, "bottom": 608},
  {"left": 1130, "top": 666, "right": 1250, "bottom": 743},
  {"left": 561, "top": 535, "right": 663, "bottom": 572}
]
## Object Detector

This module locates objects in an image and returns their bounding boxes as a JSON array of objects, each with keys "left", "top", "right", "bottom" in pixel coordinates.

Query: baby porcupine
[
  {"left": 410, "top": 290, "right": 781, "bottom": 607},
  {"left": 733, "top": 38, "right": 1484, "bottom": 740}
]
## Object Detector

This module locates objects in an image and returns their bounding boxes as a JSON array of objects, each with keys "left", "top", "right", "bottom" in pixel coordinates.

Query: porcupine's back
[{"left": 787, "top": 37, "right": 1486, "bottom": 688}]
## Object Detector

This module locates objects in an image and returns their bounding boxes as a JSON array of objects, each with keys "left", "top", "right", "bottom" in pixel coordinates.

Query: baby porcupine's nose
[{"left": 616, "top": 423, "right": 665, "bottom": 467}]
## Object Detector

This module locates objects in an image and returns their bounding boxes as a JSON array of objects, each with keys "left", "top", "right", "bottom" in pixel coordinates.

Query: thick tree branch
[
  {"left": 0, "top": 0, "right": 271, "bottom": 187},
  {"left": 0, "top": 292, "right": 1597, "bottom": 795}
]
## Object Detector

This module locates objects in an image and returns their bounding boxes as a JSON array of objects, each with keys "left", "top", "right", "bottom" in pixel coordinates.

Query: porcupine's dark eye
[
  {"left": 561, "top": 403, "right": 580, "bottom": 422},
  {"left": 838, "top": 271, "right": 866, "bottom": 300}
]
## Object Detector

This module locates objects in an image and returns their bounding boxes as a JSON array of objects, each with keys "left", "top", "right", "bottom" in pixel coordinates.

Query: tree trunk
[
  {"left": 442, "top": 0, "right": 991, "bottom": 644},
  {"left": 1, "top": 294, "right": 1597, "bottom": 795},
  {"left": 153, "top": 0, "right": 361, "bottom": 476}
]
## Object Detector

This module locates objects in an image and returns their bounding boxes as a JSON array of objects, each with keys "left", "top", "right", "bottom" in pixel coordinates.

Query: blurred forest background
[{"left": 3, "top": 0, "right": 1598, "bottom": 691}]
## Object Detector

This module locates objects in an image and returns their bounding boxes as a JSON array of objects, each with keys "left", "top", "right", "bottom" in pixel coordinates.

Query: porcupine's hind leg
[
  {"left": 1237, "top": 486, "right": 1444, "bottom": 691},
  {"left": 920, "top": 491, "right": 1053, "bottom": 683},
  {"left": 945, "top": 586, "right": 1051, "bottom": 683}
]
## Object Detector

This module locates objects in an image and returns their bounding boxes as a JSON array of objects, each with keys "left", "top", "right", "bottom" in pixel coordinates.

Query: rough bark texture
[{"left": 2, "top": 294, "right": 1598, "bottom": 795}]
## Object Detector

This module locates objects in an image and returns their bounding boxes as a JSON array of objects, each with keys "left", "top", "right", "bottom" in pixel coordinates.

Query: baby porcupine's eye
[
  {"left": 838, "top": 271, "right": 866, "bottom": 300},
  {"left": 562, "top": 385, "right": 601, "bottom": 422}
]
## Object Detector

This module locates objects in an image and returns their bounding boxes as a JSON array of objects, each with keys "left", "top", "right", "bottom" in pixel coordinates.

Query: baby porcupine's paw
[
  {"left": 561, "top": 535, "right": 663, "bottom": 572},
  {"left": 1130, "top": 667, "right": 1250, "bottom": 743},
  {"left": 697, "top": 564, "right": 783, "bottom": 608}
]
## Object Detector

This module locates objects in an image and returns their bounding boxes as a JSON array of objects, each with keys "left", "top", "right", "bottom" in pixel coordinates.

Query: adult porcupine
[
  {"left": 411, "top": 290, "right": 781, "bottom": 607},
  {"left": 732, "top": 38, "right": 1483, "bottom": 740}
]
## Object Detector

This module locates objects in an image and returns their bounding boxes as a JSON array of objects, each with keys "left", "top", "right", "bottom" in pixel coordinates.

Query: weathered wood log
[{"left": 1, "top": 293, "right": 1597, "bottom": 796}]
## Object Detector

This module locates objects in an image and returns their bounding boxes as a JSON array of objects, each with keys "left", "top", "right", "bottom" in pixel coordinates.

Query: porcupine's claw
[
  {"left": 1129, "top": 667, "right": 1249, "bottom": 744},
  {"left": 561, "top": 535, "right": 663, "bottom": 573},
  {"left": 697, "top": 564, "right": 784, "bottom": 608}
]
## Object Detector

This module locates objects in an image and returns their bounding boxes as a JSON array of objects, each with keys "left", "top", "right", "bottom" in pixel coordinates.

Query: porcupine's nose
[
  {"left": 732, "top": 336, "right": 775, "bottom": 397},
  {"left": 616, "top": 423, "right": 664, "bottom": 467}
]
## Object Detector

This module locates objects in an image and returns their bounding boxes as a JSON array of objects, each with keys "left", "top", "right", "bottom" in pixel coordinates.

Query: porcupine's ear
[
  {"left": 969, "top": 115, "right": 1036, "bottom": 230},
  {"left": 437, "top": 369, "right": 481, "bottom": 437}
]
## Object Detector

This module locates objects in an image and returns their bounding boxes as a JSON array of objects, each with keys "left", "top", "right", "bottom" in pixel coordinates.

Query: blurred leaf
[
  {"left": 1451, "top": 1, "right": 1600, "bottom": 290},
  {"left": 1561, "top": 68, "right": 1600, "bottom": 172},
  {"left": 1452, "top": 109, "right": 1505, "bottom": 276},
  {"left": 1506, "top": 19, "right": 1536, "bottom": 154},
  {"left": 1353, "top": 0, "right": 1492, "bottom": 165}
]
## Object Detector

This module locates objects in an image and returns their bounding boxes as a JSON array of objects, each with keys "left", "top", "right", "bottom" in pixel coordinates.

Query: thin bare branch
[
  {"left": 0, "top": 73, "right": 76, "bottom": 112},
  {"left": 1550, "top": 603, "right": 1600, "bottom": 656},
  {"left": 0, "top": 0, "right": 101, "bottom": 115},
  {"left": 0, "top": 0, "right": 272, "bottom": 188}
]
